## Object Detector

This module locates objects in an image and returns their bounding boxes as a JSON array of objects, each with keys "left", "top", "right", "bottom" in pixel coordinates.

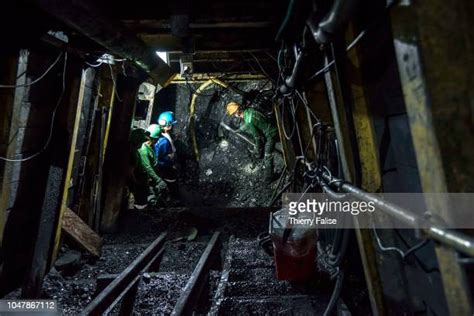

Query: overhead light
[
  {"left": 156, "top": 51, "right": 168, "bottom": 64},
  {"left": 180, "top": 54, "right": 193, "bottom": 76}
]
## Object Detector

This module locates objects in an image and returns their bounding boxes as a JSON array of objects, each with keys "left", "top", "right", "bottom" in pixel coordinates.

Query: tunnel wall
[{"left": 354, "top": 6, "right": 449, "bottom": 314}]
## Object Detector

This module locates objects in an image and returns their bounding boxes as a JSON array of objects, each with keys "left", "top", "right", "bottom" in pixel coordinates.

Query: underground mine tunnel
[{"left": 1, "top": 0, "right": 474, "bottom": 315}]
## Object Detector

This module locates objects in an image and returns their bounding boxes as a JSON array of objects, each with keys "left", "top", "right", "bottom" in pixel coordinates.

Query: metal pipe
[
  {"left": 323, "top": 55, "right": 352, "bottom": 181},
  {"left": 275, "top": 0, "right": 298, "bottom": 42},
  {"left": 279, "top": 46, "right": 307, "bottom": 95},
  {"left": 219, "top": 122, "right": 284, "bottom": 157},
  {"left": 330, "top": 41, "right": 362, "bottom": 186},
  {"left": 321, "top": 173, "right": 474, "bottom": 257},
  {"left": 219, "top": 122, "right": 255, "bottom": 146}
]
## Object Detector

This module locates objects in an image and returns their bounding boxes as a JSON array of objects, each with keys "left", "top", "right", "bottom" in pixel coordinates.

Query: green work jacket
[
  {"left": 239, "top": 108, "right": 277, "bottom": 149},
  {"left": 136, "top": 142, "right": 161, "bottom": 185}
]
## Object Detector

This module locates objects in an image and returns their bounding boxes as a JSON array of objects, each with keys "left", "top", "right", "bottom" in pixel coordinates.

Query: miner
[
  {"left": 133, "top": 124, "right": 166, "bottom": 209},
  {"left": 226, "top": 101, "right": 278, "bottom": 182},
  {"left": 155, "top": 111, "right": 180, "bottom": 199}
]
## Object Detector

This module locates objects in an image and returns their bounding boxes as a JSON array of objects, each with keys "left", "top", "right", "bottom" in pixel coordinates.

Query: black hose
[
  {"left": 330, "top": 42, "right": 362, "bottom": 187},
  {"left": 275, "top": 0, "right": 298, "bottom": 42},
  {"left": 323, "top": 270, "right": 345, "bottom": 316},
  {"left": 308, "top": 0, "right": 359, "bottom": 45},
  {"left": 279, "top": 48, "right": 307, "bottom": 95}
]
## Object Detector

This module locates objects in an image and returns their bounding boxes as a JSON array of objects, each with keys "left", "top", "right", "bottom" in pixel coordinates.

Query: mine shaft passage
[{"left": 1, "top": 0, "right": 473, "bottom": 315}]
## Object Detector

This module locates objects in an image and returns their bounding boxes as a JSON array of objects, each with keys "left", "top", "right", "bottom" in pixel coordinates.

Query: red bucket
[{"left": 270, "top": 210, "right": 317, "bottom": 281}]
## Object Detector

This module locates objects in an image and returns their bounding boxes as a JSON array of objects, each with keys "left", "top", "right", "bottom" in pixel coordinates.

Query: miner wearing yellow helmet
[{"left": 226, "top": 102, "right": 278, "bottom": 183}]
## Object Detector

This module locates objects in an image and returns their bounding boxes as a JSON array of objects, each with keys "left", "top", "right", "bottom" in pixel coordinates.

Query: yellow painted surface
[
  {"left": 346, "top": 25, "right": 385, "bottom": 316},
  {"left": 102, "top": 76, "right": 116, "bottom": 162}
]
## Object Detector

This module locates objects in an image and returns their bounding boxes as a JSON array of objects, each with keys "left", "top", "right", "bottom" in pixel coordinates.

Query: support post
[
  {"left": 390, "top": 2, "right": 474, "bottom": 315},
  {"left": 0, "top": 54, "right": 20, "bottom": 247},
  {"left": 345, "top": 25, "right": 385, "bottom": 316},
  {"left": 0, "top": 50, "right": 70, "bottom": 296},
  {"left": 101, "top": 71, "right": 142, "bottom": 232},
  {"left": 24, "top": 62, "right": 85, "bottom": 297}
]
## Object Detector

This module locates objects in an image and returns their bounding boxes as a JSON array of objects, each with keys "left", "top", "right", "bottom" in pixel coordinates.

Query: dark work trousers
[
  {"left": 133, "top": 180, "right": 150, "bottom": 205},
  {"left": 157, "top": 166, "right": 180, "bottom": 199},
  {"left": 263, "top": 134, "right": 276, "bottom": 182}
]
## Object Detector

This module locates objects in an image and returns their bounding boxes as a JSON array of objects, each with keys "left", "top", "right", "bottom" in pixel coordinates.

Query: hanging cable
[
  {"left": 280, "top": 97, "right": 297, "bottom": 140},
  {"left": 372, "top": 224, "right": 430, "bottom": 260},
  {"left": 0, "top": 51, "right": 64, "bottom": 88},
  {"left": 248, "top": 52, "right": 275, "bottom": 83},
  {"left": 295, "top": 89, "right": 321, "bottom": 123},
  {"left": 108, "top": 63, "right": 122, "bottom": 102},
  {"left": 290, "top": 96, "right": 305, "bottom": 155},
  {"left": 85, "top": 61, "right": 104, "bottom": 68},
  {"left": 0, "top": 52, "right": 68, "bottom": 162}
]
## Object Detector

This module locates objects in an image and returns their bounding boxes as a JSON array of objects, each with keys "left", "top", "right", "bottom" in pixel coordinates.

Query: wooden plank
[{"left": 62, "top": 208, "right": 102, "bottom": 257}]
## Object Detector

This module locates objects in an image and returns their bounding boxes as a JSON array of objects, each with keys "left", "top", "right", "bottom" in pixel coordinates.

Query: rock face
[{"left": 152, "top": 80, "right": 284, "bottom": 208}]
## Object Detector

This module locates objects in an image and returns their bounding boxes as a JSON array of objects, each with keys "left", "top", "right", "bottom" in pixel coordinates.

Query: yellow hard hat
[{"left": 226, "top": 102, "right": 240, "bottom": 116}]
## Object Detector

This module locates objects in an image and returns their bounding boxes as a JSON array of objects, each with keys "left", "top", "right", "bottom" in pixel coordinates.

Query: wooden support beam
[
  {"left": 390, "top": 2, "right": 474, "bottom": 315},
  {"left": 101, "top": 73, "right": 141, "bottom": 232},
  {"left": 75, "top": 68, "right": 114, "bottom": 228},
  {"left": 0, "top": 50, "right": 70, "bottom": 296},
  {"left": 123, "top": 20, "right": 273, "bottom": 32},
  {"left": 139, "top": 33, "right": 274, "bottom": 52},
  {"left": 62, "top": 208, "right": 102, "bottom": 258},
  {"left": 0, "top": 54, "right": 20, "bottom": 247},
  {"left": 22, "top": 59, "right": 85, "bottom": 298},
  {"left": 34, "top": 0, "right": 176, "bottom": 86}
]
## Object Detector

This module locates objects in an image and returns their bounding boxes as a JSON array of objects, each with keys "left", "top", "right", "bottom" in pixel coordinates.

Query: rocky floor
[
  {"left": 28, "top": 207, "right": 370, "bottom": 315},
  {"left": 39, "top": 206, "right": 272, "bottom": 315},
  {"left": 178, "top": 139, "right": 285, "bottom": 208}
]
